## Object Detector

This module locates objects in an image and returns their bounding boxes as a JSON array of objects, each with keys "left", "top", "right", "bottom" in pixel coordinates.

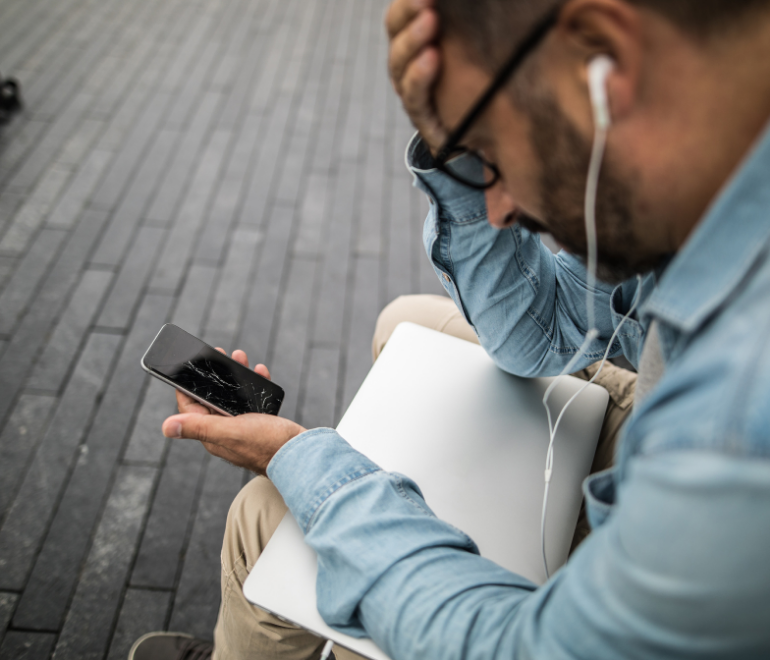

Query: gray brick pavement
[{"left": 0, "top": 0, "right": 446, "bottom": 654}]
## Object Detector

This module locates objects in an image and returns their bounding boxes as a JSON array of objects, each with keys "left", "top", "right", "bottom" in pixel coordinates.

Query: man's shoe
[{"left": 128, "top": 632, "right": 213, "bottom": 660}]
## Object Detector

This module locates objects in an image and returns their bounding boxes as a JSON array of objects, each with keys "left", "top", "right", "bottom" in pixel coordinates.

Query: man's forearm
[{"left": 407, "top": 134, "right": 623, "bottom": 377}]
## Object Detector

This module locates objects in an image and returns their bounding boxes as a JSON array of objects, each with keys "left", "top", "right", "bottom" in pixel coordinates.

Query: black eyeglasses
[{"left": 434, "top": 7, "right": 560, "bottom": 190}]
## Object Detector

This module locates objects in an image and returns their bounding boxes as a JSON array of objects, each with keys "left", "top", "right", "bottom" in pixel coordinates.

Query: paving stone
[
  {"left": 266, "top": 257, "right": 316, "bottom": 421},
  {"left": 90, "top": 33, "right": 167, "bottom": 122},
  {"left": 131, "top": 440, "right": 207, "bottom": 588},
  {"left": 246, "top": 8, "right": 294, "bottom": 116},
  {"left": 0, "top": 228, "right": 67, "bottom": 335},
  {"left": 202, "top": 228, "right": 262, "bottom": 350},
  {"left": 237, "top": 205, "right": 294, "bottom": 363},
  {"left": 90, "top": 128, "right": 179, "bottom": 268},
  {"left": 341, "top": 255, "right": 381, "bottom": 416},
  {"left": 12, "top": 294, "right": 173, "bottom": 630},
  {"left": 0, "top": 593, "right": 17, "bottom": 648},
  {"left": 0, "top": 163, "right": 70, "bottom": 255},
  {"left": 53, "top": 466, "right": 156, "bottom": 660},
  {"left": 55, "top": 119, "right": 107, "bottom": 167},
  {"left": 0, "top": 333, "right": 121, "bottom": 591},
  {"left": 0, "top": 257, "right": 16, "bottom": 298},
  {"left": 0, "top": 210, "right": 109, "bottom": 427},
  {"left": 207, "top": 0, "right": 262, "bottom": 95},
  {"left": 88, "top": 88, "right": 176, "bottom": 213},
  {"left": 25, "top": 0, "right": 132, "bottom": 124},
  {"left": 294, "top": 172, "right": 330, "bottom": 258},
  {"left": 236, "top": 94, "right": 294, "bottom": 229},
  {"left": 154, "top": 9, "right": 218, "bottom": 98},
  {"left": 0, "top": 117, "right": 50, "bottom": 189},
  {"left": 299, "top": 345, "right": 340, "bottom": 429},
  {"left": 357, "top": 138, "right": 386, "bottom": 257},
  {"left": 0, "top": 194, "right": 25, "bottom": 242},
  {"left": 312, "top": 161, "right": 360, "bottom": 348},
  {"left": 0, "top": 592, "right": 19, "bottom": 642},
  {"left": 192, "top": 114, "right": 262, "bottom": 265},
  {"left": 310, "top": 57, "right": 347, "bottom": 175},
  {"left": 163, "top": 40, "right": 222, "bottom": 131},
  {"left": 338, "top": 1, "right": 375, "bottom": 164},
  {"left": 105, "top": 589, "right": 172, "bottom": 660},
  {"left": 4, "top": 91, "right": 93, "bottom": 193},
  {"left": 26, "top": 269, "right": 114, "bottom": 393},
  {"left": 0, "top": 631, "right": 56, "bottom": 660},
  {"left": 168, "top": 456, "right": 244, "bottom": 640},
  {"left": 385, "top": 157, "right": 415, "bottom": 306},
  {"left": 0, "top": 0, "right": 83, "bottom": 73},
  {"left": 96, "top": 226, "right": 167, "bottom": 329},
  {"left": 0, "top": 394, "right": 57, "bottom": 524},
  {"left": 122, "top": 379, "right": 174, "bottom": 466},
  {"left": 169, "top": 264, "right": 219, "bottom": 335},
  {"left": 145, "top": 96, "right": 226, "bottom": 228},
  {"left": 147, "top": 92, "right": 222, "bottom": 224},
  {"left": 217, "top": 0, "right": 284, "bottom": 129},
  {"left": 46, "top": 149, "right": 113, "bottom": 228},
  {"left": 14, "top": 0, "right": 105, "bottom": 89},
  {"left": 309, "top": 7, "right": 355, "bottom": 174},
  {"left": 148, "top": 125, "right": 231, "bottom": 292}
]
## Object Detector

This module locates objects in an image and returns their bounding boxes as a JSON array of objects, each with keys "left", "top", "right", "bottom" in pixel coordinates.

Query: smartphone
[{"left": 141, "top": 324, "right": 284, "bottom": 417}]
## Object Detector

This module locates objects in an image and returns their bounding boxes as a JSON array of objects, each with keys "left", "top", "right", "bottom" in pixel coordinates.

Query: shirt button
[{"left": 443, "top": 273, "right": 451, "bottom": 283}]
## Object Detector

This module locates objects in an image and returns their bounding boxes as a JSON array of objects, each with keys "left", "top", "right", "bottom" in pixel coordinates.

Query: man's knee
[
  {"left": 222, "top": 476, "right": 288, "bottom": 572},
  {"left": 372, "top": 294, "right": 473, "bottom": 361},
  {"left": 373, "top": 296, "right": 419, "bottom": 360}
]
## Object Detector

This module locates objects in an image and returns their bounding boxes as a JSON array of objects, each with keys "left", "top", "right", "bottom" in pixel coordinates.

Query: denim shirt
[{"left": 268, "top": 125, "right": 770, "bottom": 659}]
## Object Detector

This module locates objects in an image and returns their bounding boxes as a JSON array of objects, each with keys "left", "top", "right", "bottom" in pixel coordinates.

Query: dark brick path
[{"left": 0, "top": 0, "right": 444, "bottom": 657}]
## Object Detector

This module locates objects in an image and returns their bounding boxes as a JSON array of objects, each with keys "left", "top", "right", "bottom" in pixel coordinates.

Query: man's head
[{"left": 432, "top": 0, "right": 770, "bottom": 281}]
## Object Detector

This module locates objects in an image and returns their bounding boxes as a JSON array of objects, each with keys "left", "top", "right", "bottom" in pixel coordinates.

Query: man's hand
[
  {"left": 386, "top": 0, "right": 446, "bottom": 154},
  {"left": 162, "top": 349, "right": 306, "bottom": 476}
]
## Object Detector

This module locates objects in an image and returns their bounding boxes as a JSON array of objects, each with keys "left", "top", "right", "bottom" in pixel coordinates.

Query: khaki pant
[{"left": 213, "top": 295, "right": 637, "bottom": 660}]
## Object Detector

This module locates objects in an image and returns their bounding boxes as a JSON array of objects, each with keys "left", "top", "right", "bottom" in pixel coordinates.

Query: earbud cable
[{"left": 540, "top": 118, "right": 642, "bottom": 580}]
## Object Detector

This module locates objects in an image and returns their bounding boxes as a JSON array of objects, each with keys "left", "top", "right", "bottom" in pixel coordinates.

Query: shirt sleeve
[
  {"left": 406, "top": 134, "right": 627, "bottom": 377},
  {"left": 269, "top": 428, "right": 770, "bottom": 660}
]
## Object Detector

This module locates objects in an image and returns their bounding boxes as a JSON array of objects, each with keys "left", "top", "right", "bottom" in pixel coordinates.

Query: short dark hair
[{"left": 437, "top": 0, "right": 770, "bottom": 72}]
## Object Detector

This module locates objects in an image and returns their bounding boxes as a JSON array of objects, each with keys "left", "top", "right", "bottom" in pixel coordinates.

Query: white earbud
[{"left": 587, "top": 55, "right": 615, "bottom": 130}]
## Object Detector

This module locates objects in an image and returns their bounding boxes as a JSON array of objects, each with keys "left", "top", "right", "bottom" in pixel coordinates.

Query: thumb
[{"left": 163, "top": 412, "right": 235, "bottom": 443}]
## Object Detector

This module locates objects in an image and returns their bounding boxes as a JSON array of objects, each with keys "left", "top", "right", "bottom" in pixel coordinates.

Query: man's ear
[{"left": 556, "top": 0, "right": 645, "bottom": 124}]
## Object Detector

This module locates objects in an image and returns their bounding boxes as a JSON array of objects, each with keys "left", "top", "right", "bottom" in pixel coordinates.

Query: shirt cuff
[
  {"left": 267, "top": 428, "right": 382, "bottom": 532},
  {"left": 405, "top": 133, "right": 487, "bottom": 224}
]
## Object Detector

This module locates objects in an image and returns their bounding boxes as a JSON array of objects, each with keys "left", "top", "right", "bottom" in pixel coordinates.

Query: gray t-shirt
[{"left": 634, "top": 321, "right": 665, "bottom": 406}]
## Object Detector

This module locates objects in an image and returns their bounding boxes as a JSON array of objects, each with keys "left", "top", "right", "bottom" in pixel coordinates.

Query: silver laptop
[{"left": 244, "top": 322, "right": 609, "bottom": 660}]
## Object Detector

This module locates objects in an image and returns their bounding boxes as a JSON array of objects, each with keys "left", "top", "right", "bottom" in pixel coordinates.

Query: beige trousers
[{"left": 212, "top": 295, "right": 637, "bottom": 659}]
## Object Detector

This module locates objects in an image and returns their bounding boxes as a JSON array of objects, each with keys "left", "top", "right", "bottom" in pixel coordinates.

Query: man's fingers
[
  {"left": 401, "top": 48, "right": 446, "bottom": 150},
  {"left": 385, "top": 0, "right": 434, "bottom": 39},
  {"left": 232, "top": 349, "right": 249, "bottom": 368},
  {"left": 255, "top": 363, "right": 271, "bottom": 380},
  {"left": 388, "top": 9, "right": 438, "bottom": 94},
  {"left": 176, "top": 389, "right": 210, "bottom": 415}
]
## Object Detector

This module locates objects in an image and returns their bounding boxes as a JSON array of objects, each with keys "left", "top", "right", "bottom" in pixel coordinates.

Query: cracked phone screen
[{"left": 144, "top": 326, "right": 284, "bottom": 416}]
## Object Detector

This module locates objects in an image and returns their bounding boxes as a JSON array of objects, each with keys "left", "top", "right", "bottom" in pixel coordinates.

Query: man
[{"left": 131, "top": 0, "right": 770, "bottom": 658}]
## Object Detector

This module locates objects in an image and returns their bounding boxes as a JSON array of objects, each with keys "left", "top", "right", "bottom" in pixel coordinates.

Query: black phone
[{"left": 141, "top": 324, "right": 284, "bottom": 417}]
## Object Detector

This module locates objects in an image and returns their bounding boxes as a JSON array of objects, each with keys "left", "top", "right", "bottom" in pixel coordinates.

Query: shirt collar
[{"left": 642, "top": 120, "right": 770, "bottom": 333}]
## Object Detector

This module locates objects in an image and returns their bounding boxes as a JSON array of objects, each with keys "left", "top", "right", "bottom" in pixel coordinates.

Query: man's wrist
[{"left": 267, "top": 429, "right": 381, "bottom": 532}]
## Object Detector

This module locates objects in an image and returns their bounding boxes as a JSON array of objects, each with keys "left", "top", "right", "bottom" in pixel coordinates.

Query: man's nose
[{"left": 484, "top": 186, "right": 518, "bottom": 229}]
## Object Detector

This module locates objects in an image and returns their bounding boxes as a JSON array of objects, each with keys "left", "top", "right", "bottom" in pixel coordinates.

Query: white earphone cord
[{"left": 539, "top": 70, "right": 642, "bottom": 580}]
